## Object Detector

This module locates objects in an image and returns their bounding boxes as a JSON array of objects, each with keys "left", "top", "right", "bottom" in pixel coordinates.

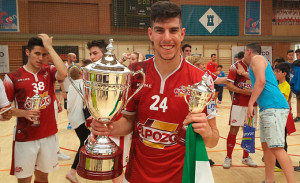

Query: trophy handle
[
  {"left": 124, "top": 69, "right": 145, "bottom": 107},
  {"left": 67, "top": 64, "right": 87, "bottom": 105},
  {"left": 183, "top": 86, "right": 191, "bottom": 110}
]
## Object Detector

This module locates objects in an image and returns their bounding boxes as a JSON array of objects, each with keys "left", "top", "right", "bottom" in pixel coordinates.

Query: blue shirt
[
  {"left": 249, "top": 57, "right": 289, "bottom": 112},
  {"left": 217, "top": 71, "right": 226, "bottom": 86}
]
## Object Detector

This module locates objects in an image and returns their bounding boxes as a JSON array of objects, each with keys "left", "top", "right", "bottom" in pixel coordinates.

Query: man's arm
[
  {"left": 247, "top": 55, "right": 267, "bottom": 118},
  {"left": 226, "top": 81, "right": 251, "bottom": 95},
  {"left": 38, "top": 34, "right": 67, "bottom": 81},
  {"left": 11, "top": 108, "right": 40, "bottom": 122},
  {"left": 183, "top": 113, "right": 219, "bottom": 148}
]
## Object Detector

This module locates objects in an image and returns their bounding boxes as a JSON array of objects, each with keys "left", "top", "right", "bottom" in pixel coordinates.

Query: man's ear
[
  {"left": 26, "top": 49, "right": 30, "bottom": 57},
  {"left": 148, "top": 27, "right": 153, "bottom": 41}
]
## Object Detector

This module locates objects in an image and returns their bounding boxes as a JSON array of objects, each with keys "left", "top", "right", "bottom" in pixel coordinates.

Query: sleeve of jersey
[
  {"left": 50, "top": 65, "right": 58, "bottom": 81},
  {"left": 0, "top": 79, "right": 10, "bottom": 107},
  {"left": 122, "top": 87, "right": 136, "bottom": 115},
  {"left": 206, "top": 70, "right": 218, "bottom": 81},
  {"left": 227, "top": 64, "right": 237, "bottom": 83},
  {"left": 3, "top": 75, "right": 15, "bottom": 102}
]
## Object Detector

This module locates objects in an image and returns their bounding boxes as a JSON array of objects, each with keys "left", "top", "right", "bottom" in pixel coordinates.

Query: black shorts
[{"left": 214, "top": 84, "right": 219, "bottom": 92}]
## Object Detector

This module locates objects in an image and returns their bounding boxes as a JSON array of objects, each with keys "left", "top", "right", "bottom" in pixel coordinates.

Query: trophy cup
[
  {"left": 68, "top": 39, "right": 145, "bottom": 180},
  {"left": 176, "top": 72, "right": 215, "bottom": 145},
  {"left": 30, "top": 91, "right": 42, "bottom": 126}
]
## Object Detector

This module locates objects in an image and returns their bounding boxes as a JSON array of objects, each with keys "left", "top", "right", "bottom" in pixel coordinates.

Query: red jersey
[
  {"left": 227, "top": 60, "right": 256, "bottom": 107},
  {"left": 124, "top": 57, "right": 212, "bottom": 183},
  {"left": 4, "top": 66, "right": 58, "bottom": 142},
  {"left": 206, "top": 61, "right": 218, "bottom": 73}
]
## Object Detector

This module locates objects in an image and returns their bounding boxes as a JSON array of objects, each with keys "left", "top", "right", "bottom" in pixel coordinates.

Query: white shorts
[
  {"left": 110, "top": 133, "right": 132, "bottom": 169},
  {"left": 11, "top": 134, "right": 59, "bottom": 178},
  {"left": 229, "top": 105, "right": 257, "bottom": 127}
]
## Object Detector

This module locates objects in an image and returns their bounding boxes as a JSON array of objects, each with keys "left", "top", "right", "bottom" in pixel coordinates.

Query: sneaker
[
  {"left": 294, "top": 166, "right": 300, "bottom": 172},
  {"left": 209, "top": 159, "right": 215, "bottom": 166},
  {"left": 274, "top": 166, "right": 282, "bottom": 172},
  {"left": 67, "top": 123, "right": 72, "bottom": 129},
  {"left": 294, "top": 117, "right": 300, "bottom": 122},
  {"left": 66, "top": 172, "right": 79, "bottom": 183},
  {"left": 242, "top": 156, "right": 257, "bottom": 167},
  {"left": 58, "top": 150, "right": 71, "bottom": 161},
  {"left": 223, "top": 156, "right": 232, "bottom": 169},
  {"left": 217, "top": 101, "right": 222, "bottom": 104}
]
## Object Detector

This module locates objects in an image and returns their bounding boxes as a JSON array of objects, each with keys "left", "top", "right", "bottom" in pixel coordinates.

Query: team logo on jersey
[
  {"left": 24, "top": 91, "right": 51, "bottom": 110},
  {"left": 44, "top": 71, "right": 49, "bottom": 79},
  {"left": 174, "top": 85, "right": 191, "bottom": 97},
  {"left": 237, "top": 82, "right": 252, "bottom": 89},
  {"left": 206, "top": 74, "right": 214, "bottom": 90},
  {"left": 137, "top": 119, "right": 179, "bottom": 149}
]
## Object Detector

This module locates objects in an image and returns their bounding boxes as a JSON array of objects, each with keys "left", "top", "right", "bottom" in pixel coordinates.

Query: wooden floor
[{"left": 1, "top": 89, "right": 300, "bottom": 183}]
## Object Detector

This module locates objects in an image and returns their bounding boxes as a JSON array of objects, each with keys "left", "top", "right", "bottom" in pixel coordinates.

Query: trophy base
[{"left": 77, "top": 145, "right": 123, "bottom": 180}]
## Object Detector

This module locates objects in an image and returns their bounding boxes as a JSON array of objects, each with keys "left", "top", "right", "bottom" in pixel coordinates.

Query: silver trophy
[
  {"left": 68, "top": 39, "right": 145, "bottom": 180},
  {"left": 30, "top": 91, "right": 42, "bottom": 126},
  {"left": 176, "top": 72, "right": 215, "bottom": 145}
]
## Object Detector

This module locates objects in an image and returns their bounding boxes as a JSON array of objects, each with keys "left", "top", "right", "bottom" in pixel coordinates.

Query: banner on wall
[
  {"left": 182, "top": 5, "right": 239, "bottom": 36},
  {"left": 245, "top": 0, "right": 261, "bottom": 35},
  {"left": 0, "top": 45, "right": 9, "bottom": 73},
  {"left": 232, "top": 46, "right": 272, "bottom": 64},
  {"left": 22, "top": 46, "right": 79, "bottom": 65},
  {"left": 0, "top": 0, "right": 19, "bottom": 32}
]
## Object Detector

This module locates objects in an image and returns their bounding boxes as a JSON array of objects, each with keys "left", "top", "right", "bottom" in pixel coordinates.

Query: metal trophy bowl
[
  {"left": 176, "top": 72, "right": 215, "bottom": 145},
  {"left": 31, "top": 91, "right": 42, "bottom": 126},
  {"left": 68, "top": 39, "right": 145, "bottom": 180}
]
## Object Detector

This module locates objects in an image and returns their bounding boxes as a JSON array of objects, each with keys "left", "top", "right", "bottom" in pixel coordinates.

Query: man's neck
[
  {"left": 287, "top": 59, "right": 293, "bottom": 64},
  {"left": 154, "top": 56, "right": 181, "bottom": 79},
  {"left": 25, "top": 64, "right": 39, "bottom": 74},
  {"left": 278, "top": 78, "right": 286, "bottom": 84}
]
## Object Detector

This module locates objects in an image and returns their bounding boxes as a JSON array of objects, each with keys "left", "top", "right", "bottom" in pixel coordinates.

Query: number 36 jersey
[
  {"left": 123, "top": 57, "right": 216, "bottom": 183},
  {"left": 4, "top": 66, "right": 57, "bottom": 142}
]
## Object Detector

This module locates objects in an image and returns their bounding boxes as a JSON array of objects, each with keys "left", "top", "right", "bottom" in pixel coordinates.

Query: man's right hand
[
  {"left": 90, "top": 118, "right": 114, "bottom": 142},
  {"left": 24, "top": 109, "right": 40, "bottom": 122}
]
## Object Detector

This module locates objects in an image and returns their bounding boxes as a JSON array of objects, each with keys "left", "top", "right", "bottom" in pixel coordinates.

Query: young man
[
  {"left": 223, "top": 55, "right": 258, "bottom": 169},
  {"left": 245, "top": 43, "right": 295, "bottom": 183},
  {"left": 181, "top": 44, "right": 192, "bottom": 58},
  {"left": 87, "top": 40, "right": 107, "bottom": 62},
  {"left": 90, "top": 1, "right": 219, "bottom": 182},
  {"left": 4, "top": 34, "right": 67, "bottom": 183}
]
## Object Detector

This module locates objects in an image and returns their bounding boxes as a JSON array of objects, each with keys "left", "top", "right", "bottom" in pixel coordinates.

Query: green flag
[{"left": 182, "top": 124, "right": 214, "bottom": 183}]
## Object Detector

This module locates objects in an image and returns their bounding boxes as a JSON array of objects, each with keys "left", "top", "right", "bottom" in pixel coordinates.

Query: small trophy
[
  {"left": 176, "top": 72, "right": 215, "bottom": 145},
  {"left": 30, "top": 91, "right": 42, "bottom": 126},
  {"left": 68, "top": 39, "right": 145, "bottom": 180}
]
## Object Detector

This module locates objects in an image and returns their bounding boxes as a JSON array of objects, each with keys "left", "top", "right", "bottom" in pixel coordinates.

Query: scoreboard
[{"left": 113, "top": 0, "right": 160, "bottom": 28}]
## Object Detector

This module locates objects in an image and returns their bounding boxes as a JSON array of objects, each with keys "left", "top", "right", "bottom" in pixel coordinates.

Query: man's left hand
[{"left": 183, "top": 112, "right": 212, "bottom": 138}]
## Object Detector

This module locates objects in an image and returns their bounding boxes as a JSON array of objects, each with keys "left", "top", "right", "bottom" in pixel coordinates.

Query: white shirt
[
  {"left": 67, "top": 79, "right": 85, "bottom": 129},
  {"left": 0, "top": 79, "right": 9, "bottom": 108},
  {"left": 63, "top": 62, "right": 71, "bottom": 92}
]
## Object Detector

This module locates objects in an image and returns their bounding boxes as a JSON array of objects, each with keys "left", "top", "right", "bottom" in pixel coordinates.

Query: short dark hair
[
  {"left": 273, "top": 57, "right": 285, "bottom": 64},
  {"left": 182, "top": 44, "right": 191, "bottom": 52},
  {"left": 27, "top": 37, "right": 44, "bottom": 52},
  {"left": 87, "top": 40, "right": 108, "bottom": 54},
  {"left": 217, "top": 65, "right": 223, "bottom": 68},
  {"left": 211, "top": 53, "right": 216, "bottom": 58},
  {"left": 246, "top": 42, "right": 261, "bottom": 55},
  {"left": 237, "top": 51, "right": 244, "bottom": 59},
  {"left": 287, "top": 49, "right": 294, "bottom": 54},
  {"left": 150, "top": 1, "right": 182, "bottom": 26},
  {"left": 295, "top": 49, "right": 300, "bottom": 54},
  {"left": 82, "top": 59, "right": 92, "bottom": 67},
  {"left": 275, "top": 62, "right": 290, "bottom": 82}
]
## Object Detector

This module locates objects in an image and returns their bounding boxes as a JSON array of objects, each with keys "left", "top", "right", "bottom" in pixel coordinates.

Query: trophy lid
[{"left": 84, "top": 38, "right": 131, "bottom": 74}]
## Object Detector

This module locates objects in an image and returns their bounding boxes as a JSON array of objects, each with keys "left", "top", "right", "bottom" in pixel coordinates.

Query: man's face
[
  {"left": 148, "top": 17, "right": 185, "bottom": 61},
  {"left": 89, "top": 46, "right": 103, "bottom": 62},
  {"left": 243, "top": 48, "right": 251, "bottom": 65},
  {"left": 274, "top": 69, "right": 285, "bottom": 81},
  {"left": 70, "top": 54, "right": 77, "bottom": 63},
  {"left": 211, "top": 55, "right": 217, "bottom": 62},
  {"left": 42, "top": 54, "right": 53, "bottom": 65},
  {"left": 296, "top": 52, "right": 300, "bottom": 60},
  {"left": 287, "top": 52, "right": 294, "bottom": 61},
  {"left": 26, "top": 46, "right": 48, "bottom": 70},
  {"left": 183, "top": 47, "right": 191, "bottom": 58}
]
